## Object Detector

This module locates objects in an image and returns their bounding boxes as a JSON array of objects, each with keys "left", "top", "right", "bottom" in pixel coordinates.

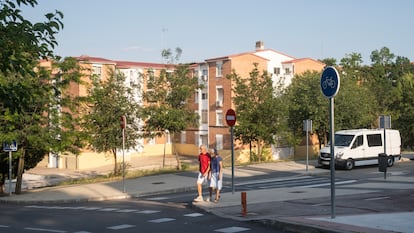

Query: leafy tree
[
  {"left": 284, "top": 69, "right": 377, "bottom": 149},
  {"left": 339, "top": 52, "right": 364, "bottom": 81},
  {"left": 141, "top": 48, "right": 199, "bottom": 169},
  {"left": 393, "top": 72, "right": 414, "bottom": 148},
  {"left": 82, "top": 70, "right": 142, "bottom": 175},
  {"left": 283, "top": 71, "right": 329, "bottom": 147},
  {"left": 0, "top": 0, "right": 83, "bottom": 194},
  {"left": 227, "top": 64, "right": 287, "bottom": 161},
  {"left": 320, "top": 58, "right": 337, "bottom": 67}
]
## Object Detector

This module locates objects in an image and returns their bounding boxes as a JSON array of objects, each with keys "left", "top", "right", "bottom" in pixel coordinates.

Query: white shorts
[
  {"left": 197, "top": 172, "right": 208, "bottom": 185},
  {"left": 209, "top": 172, "right": 222, "bottom": 190}
]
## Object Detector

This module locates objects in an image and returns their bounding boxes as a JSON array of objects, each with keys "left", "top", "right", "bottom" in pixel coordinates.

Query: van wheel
[
  {"left": 345, "top": 159, "right": 354, "bottom": 170},
  {"left": 387, "top": 156, "right": 394, "bottom": 167}
]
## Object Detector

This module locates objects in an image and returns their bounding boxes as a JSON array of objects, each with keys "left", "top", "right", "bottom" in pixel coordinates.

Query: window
[
  {"left": 216, "top": 110, "right": 223, "bottom": 126},
  {"left": 273, "top": 67, "right": 280, "bottom": 75},
  {"left": 195, "top": 90, "right": 199, "bottom": 103},
  {"left": 216, "top": 134, "right": 223, "bottom": 150},
  {"left": 201, "top": 110, "right": 208, "bottom": 124},
  {"left": 367, "top": 134, "right": 382, "bottom": 147},
  {"left": 200, "top": 135, "right": 208, "bottom": 147},
  {"left": 201, "top": 69, "right": 208, "bottom": 81},
  {"left": 216, "top": 86, "right": 224, "bottom": 107},
  {"left": 202, "top": 92, "right": 208, "bottom": 100},
  {"left": 181, "top": 131, "right": 186, "bottom": 144},
  {"left": 216, "top": 86, "right": 224, "bottom": 101},
  {"left": 285, "top": 68, "right": 291, "bottom": 75},
  {"left": 92, "top": 65, "right": 102, "bottom": 79},
  {"left": 216, "top": 62, "right": 223, "bottom": 77},
  {"left": 147, "top": 69, "right": 155, "bottom": 82},
  {"left": 352, "top": 135, "right": 363, "bottom": 148}
]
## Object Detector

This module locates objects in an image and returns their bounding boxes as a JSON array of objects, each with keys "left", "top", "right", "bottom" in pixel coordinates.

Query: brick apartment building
[
  {"left": 187, "top": 41, "right": 325, "bottom": 155},
  {"left": 41, "top": 42, "right": 324, "bottom": 169}
]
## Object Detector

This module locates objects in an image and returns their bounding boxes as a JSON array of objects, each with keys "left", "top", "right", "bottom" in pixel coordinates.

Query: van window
[
  {"left": 334, "top": 134, "right": 355, "bottom": 147},
  {"left": 352, "top": 135, "right": 363, "bottom": 148},
  {"left": 367, "top": 134, "right": 382, "bottom": 147}
]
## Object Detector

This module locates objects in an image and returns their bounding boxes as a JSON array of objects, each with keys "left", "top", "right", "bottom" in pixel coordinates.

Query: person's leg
[
  {"left": 194, "top": 173, "right": 204, "bottom": 201},
  {"left": 197, "top": 183, "right": 202, "bottom": 197},
  {"left": 215, "top": 179, "right": 222, "bottom": 202}
]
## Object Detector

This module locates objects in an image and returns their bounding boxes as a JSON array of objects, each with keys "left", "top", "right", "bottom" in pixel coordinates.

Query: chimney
[{"left": 255, "top": 41, "right": 264, "bottom": 51}]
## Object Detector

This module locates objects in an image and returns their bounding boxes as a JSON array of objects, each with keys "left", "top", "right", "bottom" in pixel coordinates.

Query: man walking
[{"left": 194, "top": 145, "right": 210, "bottom": 202}]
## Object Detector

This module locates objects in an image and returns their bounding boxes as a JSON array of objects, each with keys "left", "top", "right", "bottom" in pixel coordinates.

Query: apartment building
[
  {"left": 186, "top": 41, "right": 325, "bottom": 154},
  {"left": 45, "top": 56, "right": 173, "bottom": 169},
  {"left": 42, "top": 42, "right": 325, "bottom": 169}
]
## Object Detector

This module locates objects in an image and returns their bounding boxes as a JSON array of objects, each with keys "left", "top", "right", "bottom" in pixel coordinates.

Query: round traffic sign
[
  {"left": 225, "top": 109, "right": 236, "bottom": 127},
  {"left": 320, "top": 66, "right": 340, "bottom": 98}
]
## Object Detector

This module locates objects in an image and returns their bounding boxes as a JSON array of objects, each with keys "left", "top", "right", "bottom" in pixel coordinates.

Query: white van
[{"left": 318, "top": 129, "right": 401, "bottom": 170}]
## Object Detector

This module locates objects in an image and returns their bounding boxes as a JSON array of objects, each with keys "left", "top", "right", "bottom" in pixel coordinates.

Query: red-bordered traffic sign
[
  {"left": 225, "top": 109, "right": 236, "bottom": 127},
  {"left": 120, "top": 115, "right": 127, "bottom": 129}
]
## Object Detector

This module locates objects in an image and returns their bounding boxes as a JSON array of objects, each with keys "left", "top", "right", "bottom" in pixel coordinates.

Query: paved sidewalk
[{"left": 1, "top": 156, "right": 413, "bottom": 233}]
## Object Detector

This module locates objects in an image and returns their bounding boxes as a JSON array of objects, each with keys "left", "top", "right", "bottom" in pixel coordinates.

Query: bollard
[{"left": 241, "top": 191, "right": 247, "bottom": 216}]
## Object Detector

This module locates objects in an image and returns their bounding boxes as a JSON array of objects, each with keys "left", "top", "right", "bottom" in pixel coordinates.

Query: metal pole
[
  {"left": 9, "top": 151, "right": 12, "bottom": 196},
  {"left": 122, "top": 128, "right": 126, "bottom": 193},
  {"left": 231, "top": 126, "right": 235, "bottom": 194},
  {"left": 306, "top": 124, "right": 309, "bottom": 172},
  {"left": 384, "top": 126, "right": 387, "bottom": 180},
  {"left": 330, "top": 98, "right": 336, "bottom": 219}
]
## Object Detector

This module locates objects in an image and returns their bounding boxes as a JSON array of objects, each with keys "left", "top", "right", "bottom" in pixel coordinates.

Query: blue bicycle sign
[{"left": 320, "top": 66, "right": 340, "bottom": 98}]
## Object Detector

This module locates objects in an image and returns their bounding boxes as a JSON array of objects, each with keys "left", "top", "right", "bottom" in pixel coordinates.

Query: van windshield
[{"left": 329, "top": 134, "right": 355, "bottom": 147}]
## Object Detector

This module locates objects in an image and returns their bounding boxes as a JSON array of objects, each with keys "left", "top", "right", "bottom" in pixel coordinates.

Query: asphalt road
[{"left": 0, "top": 200, "right": 282, "bottom": 233}]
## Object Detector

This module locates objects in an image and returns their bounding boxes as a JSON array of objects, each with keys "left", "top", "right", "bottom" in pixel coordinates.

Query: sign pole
[
  {"left": 320, "top": 66, "right": 340, "bottom": 219},
  {"left": 231, "top": 126, "right": 235, "bottom": 194},
  {"left": 225, "top": 109, "right": 237, "bottom": 194},
  {"left": 329, "top": 98, "right": 336, "bottom": 219},
  {"left": 9, "top": 151, "right": 12, "bottom": 196},
  {"left": 4, "top": 140, "right": 17, "bottom": 195},
  {"left": 122, "top": 127, "right": 126, "bottom": 193}
]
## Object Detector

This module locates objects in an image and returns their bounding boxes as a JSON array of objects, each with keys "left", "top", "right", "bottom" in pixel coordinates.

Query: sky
[{"left": 21, "top": 0, "right": 414, "bottom": 64}]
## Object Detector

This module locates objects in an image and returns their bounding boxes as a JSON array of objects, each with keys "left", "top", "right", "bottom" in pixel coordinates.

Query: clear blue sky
[{"left": 22, "top": 0, "right": 414, "bottom": 64}]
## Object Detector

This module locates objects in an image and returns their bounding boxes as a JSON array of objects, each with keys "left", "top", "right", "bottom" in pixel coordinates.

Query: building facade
[
  {"left": 41, "top": 41, "right": 325, "bottom": 169},
  {"left": 187, "top": 41, "right": 325, "bottom": 152}
]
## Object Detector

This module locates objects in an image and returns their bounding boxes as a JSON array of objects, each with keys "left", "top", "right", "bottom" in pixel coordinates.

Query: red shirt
[{"left": 199, "top": 152, "right": 211, "bottom": 174}]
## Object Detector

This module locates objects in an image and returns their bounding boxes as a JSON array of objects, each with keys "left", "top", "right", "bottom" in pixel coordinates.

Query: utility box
[{"left": 378, "top": 153, "right": 388, "bottom": 172}]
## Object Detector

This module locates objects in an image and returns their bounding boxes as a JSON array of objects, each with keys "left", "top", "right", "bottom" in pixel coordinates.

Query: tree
[
  {"left": 141, "top": 48, "right": 199, "bottom": 169},
  {"left": 283, "top": 71, "right": 329, "bottom": 147},
  {"left": 82, "top": 70, "right": 142, "bottom": 175},
  {"left": 320, "top": 58, "right": 337, "bottom": 67},
  {"left": 284, "top": 69, "right": 377, "bottom": 149},
  {"left": 227, "top": 64, "right": 287, "bottom": 161},
  {"left": 0, "top": 0, "right": 83, "bottom": 194}
]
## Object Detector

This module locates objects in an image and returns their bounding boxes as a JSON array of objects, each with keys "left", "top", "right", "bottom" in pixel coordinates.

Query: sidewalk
[{"left": 1, "top": 156, "right": 413, "bottom": 233}]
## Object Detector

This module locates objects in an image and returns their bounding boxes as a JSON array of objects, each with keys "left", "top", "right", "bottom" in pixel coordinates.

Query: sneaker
[
  {"left": 193, "top": 196, "right": 204, "bottom": 202},
  {"left": 206, "top": 197, "right": 211, "bottom": 202}
]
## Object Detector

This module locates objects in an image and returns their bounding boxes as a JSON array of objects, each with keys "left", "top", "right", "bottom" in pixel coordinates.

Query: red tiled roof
[
  {"left": 205, "top": 51, "right": 269, "bottom": 62},
  {"left": 282, "top": 57, "right": 325, "bottom": 65},
  {"left": 115, "top": 60, "right": 170, "bottom": 69}
]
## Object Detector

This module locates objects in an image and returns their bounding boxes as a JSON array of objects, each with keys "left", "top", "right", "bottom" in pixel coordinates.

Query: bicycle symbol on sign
[{"left": 322, "top": 76, "right": 336, "bottom": 89}]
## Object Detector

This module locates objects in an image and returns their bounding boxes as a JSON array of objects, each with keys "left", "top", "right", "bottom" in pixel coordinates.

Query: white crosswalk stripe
[
  {"left": 148, "top": 218, "right": 175, "bottom": 223},
  {"left": 214, "top": 226, "right": 251, "bottom": 233},
  {"left": 107, "top": 224, "right": 135, "bottom": 230},
  {"left": 184, "top": 213, "right": 204, "bottom": 217}
]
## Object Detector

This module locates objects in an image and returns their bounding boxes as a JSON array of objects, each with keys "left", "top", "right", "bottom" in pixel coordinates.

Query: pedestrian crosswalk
[
  {"left": 233, "top": 175, "right": 356, "bottom": 191},
  {"left": 23, "top": 205, "right": 252, "bottom": 233}
]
